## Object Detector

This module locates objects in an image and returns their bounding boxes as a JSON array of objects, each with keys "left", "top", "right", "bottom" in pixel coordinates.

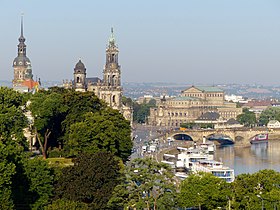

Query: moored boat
[{"left": 250, "top": 133, "right": 268, "bottom": 144}]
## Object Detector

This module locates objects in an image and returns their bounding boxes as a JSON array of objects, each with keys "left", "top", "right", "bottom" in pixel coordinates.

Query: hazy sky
[{"left": 1, "top": 0, "right": 280, "bottom": 85}]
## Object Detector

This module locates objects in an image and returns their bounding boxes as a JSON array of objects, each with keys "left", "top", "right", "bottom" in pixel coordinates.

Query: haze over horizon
[{"left": 1, "top": 1, "right": 280, "bottom": 85}]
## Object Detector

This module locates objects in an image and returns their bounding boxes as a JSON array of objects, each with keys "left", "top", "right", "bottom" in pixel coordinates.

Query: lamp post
[
  {"left": 257, "top": 194, "right": 264, "bottom": 210},
  {"left": 197, "top": 193, "right": 201, "bottom": 210}
]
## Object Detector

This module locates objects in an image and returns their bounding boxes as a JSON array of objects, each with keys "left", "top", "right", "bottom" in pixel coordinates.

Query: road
[{"left": 130, "top": 124, "right": 192, "bottom": 161}]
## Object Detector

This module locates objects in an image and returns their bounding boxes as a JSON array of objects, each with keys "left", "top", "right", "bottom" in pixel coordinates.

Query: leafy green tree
[
  {"left": 0, "top": 138, "right": 54, "bottom": 210},
  {"left": 132, "top": 98, "right": 157, "bottom": 123},
  {"left": 29, "top": 91, "right": 68, "bottom": 159},
  {"left": 259, "top": 107, "right": 280, "bottom": 126},
  {"left": 54, "top": 152, "right": 122, "bottom": 210},
  {"left": 65, "top": 108, "right": 132, "bottom": 161},
  {"left": 45, "top": 199, "right": 89, "bottom": 210},
  {"left": 180, "top": 122, "right": 195, "bottom": 129},
  {"left": 61, "top": 91, "right": 105, "bottom": 140},
  {"left": 122, "top": 96, "right": 133, "bottom": 107},
  {"left": 22, "top": 158, "right": 54, "bottom": 209},
  {"left": 0, "top": 87, "right": 28, "bottom": 146},
  {"left": 108, "top": 158, "right": 177, "bottom": 210},
  {"left": 0, "top": 105, "right": 27, "bottom": 143},
  {"left": 232, "top": 170, "right": 280, "bottom": 210},
  {"left": 178, "top": 172, "right": 232, "bottom": 210},
  {"left": 0, "top": 140, "right": 17, "bottom": 210},
  {"left": 0, "top": 86, "right": 27, "bottom": 108},
  {"left": 237, "top": 108, "right": 257, "bottom": 127}
]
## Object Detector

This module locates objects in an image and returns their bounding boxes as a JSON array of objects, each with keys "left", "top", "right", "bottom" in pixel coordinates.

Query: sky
[{"left": 1, "top": 0, "right": 280, "bottom": 85}]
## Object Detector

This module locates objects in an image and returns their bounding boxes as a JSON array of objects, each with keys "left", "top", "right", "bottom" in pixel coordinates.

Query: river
[{"left": 214, "top": 140, "right": 280, "bottom": 175}]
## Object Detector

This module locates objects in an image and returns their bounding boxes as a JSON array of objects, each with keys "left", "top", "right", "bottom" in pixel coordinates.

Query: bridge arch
[
  {"left": 172, "top": 133, "right": 193, "bottom": 141},
  {"left": 206, "top": 133, "right": 234, "bottom": 145}
]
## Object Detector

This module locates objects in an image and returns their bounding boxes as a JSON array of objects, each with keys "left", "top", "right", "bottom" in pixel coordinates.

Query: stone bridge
[{"left": 170, "top": 127, "right": 280, "bottom": 146}]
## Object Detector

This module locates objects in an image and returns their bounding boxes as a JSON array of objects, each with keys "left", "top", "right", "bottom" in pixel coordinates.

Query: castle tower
[
  {"left": 13, "top": 15, "right": 32, "bottom": 87},
  {"left": 101, "top": 28, "right": 122, "bottom": 109},
  {"left": 73, "top": 59, "right": 87, "bottom": 92}
]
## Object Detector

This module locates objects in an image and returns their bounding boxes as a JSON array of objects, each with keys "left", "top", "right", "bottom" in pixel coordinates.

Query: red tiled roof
[{"left": 21, "top": 79, "right": 39, "bottom": 90}]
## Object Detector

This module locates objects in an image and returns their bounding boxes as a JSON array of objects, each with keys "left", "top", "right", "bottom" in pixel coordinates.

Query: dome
[
  {"left": 75, "top": 60, "right": 85, "bottom": 69},
  {"left": 74, "top": 59, "right": 86, "bottom": 73},
  {"left": 13, "top": 56, "right": 31, "bottom": 67}
]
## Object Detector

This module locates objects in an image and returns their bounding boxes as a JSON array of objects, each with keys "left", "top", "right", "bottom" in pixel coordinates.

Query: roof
[
  {"left": 171, "top": 96, "right": 200, "bottom": 101},
  {"left": 195, "top": 86, "right": 223, "bottom": 92},
  {"left": 268, "top": 120, "right": 280, "bottom": 124},
  {"left": 226, "top": 118, "right": 240, "bottom": 125},
  {"left": 21, "top": 79, "right": 39, "bottom": 90},
  {"left": 86, "top": 77, "right": 101, "bottom": 84},
  {"left": 196, "top": 112, "right": 220, "bottom": 121}
]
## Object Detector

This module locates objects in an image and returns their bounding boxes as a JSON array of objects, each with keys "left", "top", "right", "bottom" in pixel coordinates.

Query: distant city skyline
[{"left": 1, "top": 0, "right": 280, "bottom": 85}]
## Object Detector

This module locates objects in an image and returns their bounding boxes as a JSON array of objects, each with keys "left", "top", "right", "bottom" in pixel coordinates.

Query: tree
[
  {"left": 108, "top": 158, "right": 177, "bottom": 210},
  {"left": 54, "top": 152, "right": 122, "bottom": 209},
  {"left": 44, "top": 199, "right": 89, "bottom": 210},
  {"left": 0, "top": 87, "right": 27, "bottom": 108},
  {"left": 232, "top": 170, "right": 280, "bottom": 210},
  {"left": 22, "top": 158, "right": 54, "bottom": 209},
  {"left": 0, "top": 87, "right": 28, "bottom": 146},
  {"left": 132, "top": 99, "right": 157, "bottom": 124},
  {"left": 122, "top": 96, "right": 133, "bottom": 107},
  {"left": 178, "top": 172, "right": 232, "bottom": 210},
  {"left": 0, "top": 141, "right": 17, "bottom": 210},
  {"left": 29, "top": 91, "right": 68, "bottom": 159},
  {"left": 0, "top": 138, "right": 54, "bottom": 210},
  {"left": 61, "top": 91, "right": 105, "bottom": 140},
  {"left": 259, "top": 107, "right": 280, "bottom": 126},
  {"left": 65, "top": 108, "right": 132, "bottom": 161},
  {"left": 237, "top": 108, "right": 257, "bottom": 127}
]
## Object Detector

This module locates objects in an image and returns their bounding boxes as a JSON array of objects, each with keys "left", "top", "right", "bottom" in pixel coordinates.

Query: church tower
[
  {"left": 13, "top": 15, "right": 32, "bottom": 87},
  {"left": 101, "top": 28, "right": 122, "bottom": 109},
  {"left": 73, "top": 59, "right": 87, "bottom": 92}
]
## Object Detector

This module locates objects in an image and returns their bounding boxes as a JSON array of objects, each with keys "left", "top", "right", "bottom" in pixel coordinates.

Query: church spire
[
  {"left": 17, "top": 14, "right": 26, "bottom": 57},
  {"left": 19, "top": 13, "right": 25, "bottom": 43},
  {"left": 108, "top": 27, "right": 116, "bottom": 47}
]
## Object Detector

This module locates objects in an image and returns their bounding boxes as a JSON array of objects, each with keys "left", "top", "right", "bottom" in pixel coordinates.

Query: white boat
[
  {"left": 192, "top": 160, "right": 235, "bottom": 183},
  {"left": 198, "top": 136, "right": 216, "bottom": 154},
  {"left": 176, "top": 147, "right": 213, "bottom": 171}
]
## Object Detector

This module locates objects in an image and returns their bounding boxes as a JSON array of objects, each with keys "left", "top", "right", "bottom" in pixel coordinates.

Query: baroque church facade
[
  {"left": 63, "top": 29, "right": 132, "bottom": 122},
  {"left": 13, "top": 16, "right": 39, "bottom": 92}
]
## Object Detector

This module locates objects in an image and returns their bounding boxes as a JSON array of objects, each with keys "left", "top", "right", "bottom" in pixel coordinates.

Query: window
[{"left": 112, "top": 95, "right": 116, "bottom": 103}]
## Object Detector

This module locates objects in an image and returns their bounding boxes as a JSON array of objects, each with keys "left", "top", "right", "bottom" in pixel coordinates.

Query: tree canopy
[
  {"left": 178, "top": 172, "right": 232, "bottom": 210},
  {"left": 232, "top": 170, "right": 280, "bottom": 209},
  {"left": 0, "top": 87, "right": 27, "bottom": 146},
  {"left": 133, "top": 99, "right": 157, "bottom": 123},
  {"left": 66, "top": 108, "right": 132, "bottom": 160},
  {"left": 237, "top": 108, "right": 257, "bottom": 127},
  {"left": 109, "top": 158, "right": 177, "bottom": 210},
  {"left": 0, "top": 138, "right": 54, "bottom": 209},
  {"left": 259, "top": 107, "right": 280, "bottom": 126},
  {"left": 29, "top": 89, "right": 132, "bottom": 160},
  {"left": 53, "top": 152, "right": 122, "bottom": 210}
]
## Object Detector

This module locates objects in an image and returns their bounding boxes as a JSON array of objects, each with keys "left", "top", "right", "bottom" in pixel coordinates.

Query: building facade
[
  {"left": 13, "top": 16, "right": 39, "bottom": 92},
  {"left": 148, "top": 86, "right": 242, "bottom": 127},
  {"left": 63, "top": 29, "right": 132, "bottom": 122}
]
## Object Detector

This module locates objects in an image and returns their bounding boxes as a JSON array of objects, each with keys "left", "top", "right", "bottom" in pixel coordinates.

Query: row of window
[
  {"left": 168, "top": 101, "right": 201, "bottom": 105},
  {"left": 184, "top": 93, "right": 223, "bottom": 98}
]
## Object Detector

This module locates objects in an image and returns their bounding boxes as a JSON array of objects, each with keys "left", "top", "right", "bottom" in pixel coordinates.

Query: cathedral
[
  {"left": 63, "top": 28, "right": 132, "bottom": 122},
  {"left": 13, "top": 16, "right": 39, "bottom": 92}
]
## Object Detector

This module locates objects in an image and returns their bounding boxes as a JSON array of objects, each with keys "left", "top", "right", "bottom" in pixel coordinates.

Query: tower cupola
[{"left": 73, "top": 59, "right": 87, "bottom": 91}]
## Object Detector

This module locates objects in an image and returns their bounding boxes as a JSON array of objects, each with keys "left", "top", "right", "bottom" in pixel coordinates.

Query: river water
[{"left": 214, "top": 140, "right": 280, "bottom": 176}]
